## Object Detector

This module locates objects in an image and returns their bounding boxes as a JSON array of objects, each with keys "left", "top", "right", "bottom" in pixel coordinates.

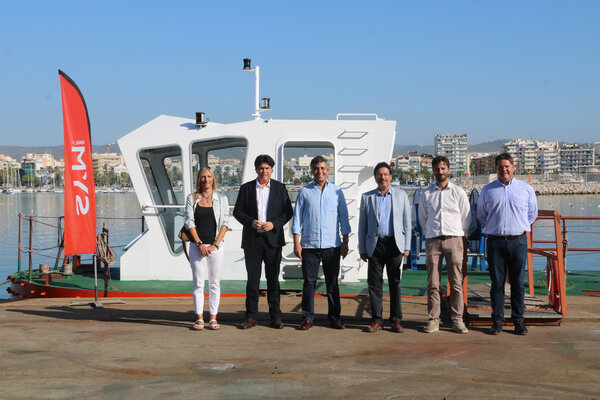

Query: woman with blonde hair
[{"left": 184, "top": 166, "right": 229, "bottom": 330}]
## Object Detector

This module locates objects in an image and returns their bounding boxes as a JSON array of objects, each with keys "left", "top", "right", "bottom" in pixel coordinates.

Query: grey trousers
[{"left": 425, "top": 236, "right": 465, "bottom": 322}]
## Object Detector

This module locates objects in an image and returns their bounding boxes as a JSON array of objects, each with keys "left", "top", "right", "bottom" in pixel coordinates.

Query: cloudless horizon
[{"left": 1, "top": 1, "right": 599, "bottom": 147}]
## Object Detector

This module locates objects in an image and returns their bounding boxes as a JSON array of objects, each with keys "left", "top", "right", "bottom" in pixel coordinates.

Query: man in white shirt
[
  {"left": 418, "top": 156, "right": 471, "bottom": 334},
  {"left": 233, "top": 155, "right": 293, "bottom": 329}
]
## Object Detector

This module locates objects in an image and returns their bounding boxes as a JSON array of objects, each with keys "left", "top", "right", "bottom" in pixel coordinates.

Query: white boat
[{"left": 117, "top": 60, "right": 397, "bottom": 283}]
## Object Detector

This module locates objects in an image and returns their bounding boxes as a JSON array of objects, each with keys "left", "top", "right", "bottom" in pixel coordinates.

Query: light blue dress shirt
[
  {"left": 376, "top": 188, "right": 394, "bottom": 237},
  {"left": 292, "top": 180, "right": 351, "bottom": 249},
  {"left": 476, "top": 178, "right": 538, "bottom": 236}
]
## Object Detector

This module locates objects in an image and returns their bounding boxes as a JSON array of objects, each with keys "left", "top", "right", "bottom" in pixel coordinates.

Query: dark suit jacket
[{"left": 233, "top": 178, "right": 293, "bottom": 249}]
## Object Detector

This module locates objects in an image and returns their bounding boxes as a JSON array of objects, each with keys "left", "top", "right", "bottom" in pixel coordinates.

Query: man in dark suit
[{"left": 233, "top": 154, "right": 294, "bottom": 329}]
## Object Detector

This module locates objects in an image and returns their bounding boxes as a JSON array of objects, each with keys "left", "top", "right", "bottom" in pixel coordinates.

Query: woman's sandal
[
  {"left": 209, "top": 319, "right": 221, "bottom": 330},
  {"left": 193, "top": 319, "right": 205, "bottom": 330}
]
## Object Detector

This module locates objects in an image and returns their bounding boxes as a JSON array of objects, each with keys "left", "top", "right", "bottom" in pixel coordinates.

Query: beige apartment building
[{"left": 503, "top": 139, "right": 559, "bottom": 173}]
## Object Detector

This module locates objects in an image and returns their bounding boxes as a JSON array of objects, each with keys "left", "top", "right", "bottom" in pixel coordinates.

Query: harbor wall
[{"left": 460, "top": 182, "right": 600, "bottom": 195}]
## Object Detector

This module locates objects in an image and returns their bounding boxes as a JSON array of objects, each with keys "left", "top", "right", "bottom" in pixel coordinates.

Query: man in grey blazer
[{"left": 358, "top": 162, "right": 412, "bottom": 333}]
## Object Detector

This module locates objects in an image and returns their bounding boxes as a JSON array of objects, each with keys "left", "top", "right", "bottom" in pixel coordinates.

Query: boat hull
[
  {"left": 7, "top": 277, "right": 197, "bottom": 298},
  {"left": 7, "top": 270, "right": 600, "bottom": 299}
]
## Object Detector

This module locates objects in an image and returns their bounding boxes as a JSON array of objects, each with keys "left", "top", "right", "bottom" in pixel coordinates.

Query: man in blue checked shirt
[
  {"left": 477, "top": 153, "right": 538, "bottom": 336},
  {"left": 292, "top": 155, "right": 351, "bottom": 330}
]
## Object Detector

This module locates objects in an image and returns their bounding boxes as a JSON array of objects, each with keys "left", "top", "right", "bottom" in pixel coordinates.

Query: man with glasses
[{"left": 358, "top": 162, "right": 411, "bottom": 333}]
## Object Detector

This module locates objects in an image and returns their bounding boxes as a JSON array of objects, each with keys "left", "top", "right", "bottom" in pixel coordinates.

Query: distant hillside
[
  {"left": 469, "top": 139, "right": 507, "bottom": 153},
  {"left": 0, "top": 144, "right": 120, "bottom": 160},
  {"left": 393, "top": 139, "right": 508, "bottom": 157}
]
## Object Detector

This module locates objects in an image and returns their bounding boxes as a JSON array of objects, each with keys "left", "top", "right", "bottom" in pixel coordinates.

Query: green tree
[
  {"left": 22, "top": 173, "right": 40, "bottom": 187},
  {"left": 284, "top": 167, "right": 295, "bottom": 183},
  {"left": 167, "top": 166, "right": 182, "bottom": 184},
  {"left": 120, "top": 172, "right": 131, "bottom": 186},
  {"left": 421, "top": 168, "right": 433, "bottom": 182},
  {"left": 213, "top": 165, "right": 223, "bottom": 185},
  {"left": 54, "top": 170, "right": 63, "bottom": 187},
  {"left": 223, "top": 166, "right": 231, "bottom": 185},
  {"left": 106, "top": 171, "right": 118, "bottom": 186}
]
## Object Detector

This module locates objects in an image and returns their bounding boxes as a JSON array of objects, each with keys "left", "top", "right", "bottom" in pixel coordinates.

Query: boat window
[
  {"left": 163, "top": 155, "right": 184, "bottom": 204},
  {"left": 138, "top": 145, "right": 184, "bottom": 254},
  {"left": 282, "top": 142, "right": 335, "bottom": 201},
  {"left": 191, "top": 138, "right": 247, "bottom": 205}
]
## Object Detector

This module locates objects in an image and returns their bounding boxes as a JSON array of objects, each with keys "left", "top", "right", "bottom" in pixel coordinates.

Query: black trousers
[
  {"left": 368, "top": 237, "right": 403, "bottom": 323},
  {"left": 243, "top": 236, "right": 283, "bottom": 320},
  {"left": 301, "top": 247, "right": 341, "bottom": 322}
]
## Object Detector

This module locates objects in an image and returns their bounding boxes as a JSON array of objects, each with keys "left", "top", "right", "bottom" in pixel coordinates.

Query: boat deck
[
  {"left": 1, "top": 295, "right": 599, "bottom": 399},
  {"left": 466, "top": 283, "right": 563, "bottom": 325},
  {"left": 7, "top": 269, "right": 600, "bottom": 299}
]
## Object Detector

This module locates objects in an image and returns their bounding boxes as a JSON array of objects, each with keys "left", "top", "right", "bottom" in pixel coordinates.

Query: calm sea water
[{"left": 1, "top": 192, "right": 599, "bottom": 299}]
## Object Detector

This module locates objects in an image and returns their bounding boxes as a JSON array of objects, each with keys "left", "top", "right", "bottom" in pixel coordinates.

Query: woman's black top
[{"left": 194, "top": 205, "right": 216, "bottom": 244}]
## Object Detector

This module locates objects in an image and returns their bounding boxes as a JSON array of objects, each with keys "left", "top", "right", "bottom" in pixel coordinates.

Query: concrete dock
[{"left": 1, "top": 295, "right": 599, "bottom": 399}]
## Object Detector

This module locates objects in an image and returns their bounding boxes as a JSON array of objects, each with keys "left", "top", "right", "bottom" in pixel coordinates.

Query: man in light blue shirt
[
  {"left": 477, "top": 153, "right": 538, "bottom": 335},
  {"left": 292, "top": 156, "right": 351, "bottom": 330}
]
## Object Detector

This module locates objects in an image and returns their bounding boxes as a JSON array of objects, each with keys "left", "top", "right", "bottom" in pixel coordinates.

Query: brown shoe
[
  {"left": 240, "top": 319, "right": 257, "bottom": 329},
  {"left": 391, "top": 320, "right": 405, "bottom": 333},
  {"left": 366, "top": 321, "right": 383, "bottom": 333},
  {"left": 271, "top": 318, "right": 284, "bottom": 329},
  {"left": 330, "top": 319, "right": 346, "bottom": 329},
  {"left": 298, "top": 320, "right": 313, "bottom": 330}
]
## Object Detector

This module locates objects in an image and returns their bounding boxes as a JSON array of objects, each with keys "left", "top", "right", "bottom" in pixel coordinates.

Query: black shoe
[
  {"left": 514, "top": 320, "right": 528, "bottom": 335},
  {"left": 240, "top": 319, "right": 257, "bottom": 329},
  {"left": 489, "top": 320, "right": 503, "bottom": 335},
  {"left": 271, "top": 318, "right": 284, "bottom": 329}
]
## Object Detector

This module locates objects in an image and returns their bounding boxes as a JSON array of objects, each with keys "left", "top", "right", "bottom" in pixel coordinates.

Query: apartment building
[
  {"left": 470, "top": 154, "right": 497, "bottom": 175},
  {"left": 559, "top": 144, "right": 595, "bottom": 173},
  {"left": 503, "top": 139, "right": 559, "bottom": 173},
  {"left": 92, "top": 152, "right": 125, "bottom": 174},
  {"left": 434, "top": 133, "right": 468, "bottom": 176}
]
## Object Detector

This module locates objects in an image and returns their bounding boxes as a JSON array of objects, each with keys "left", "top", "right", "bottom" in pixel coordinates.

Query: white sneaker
[
  {"left": 452, "top": 320, "right": 469, "bottom": 334},
  {"left": 424, "top": 320, "right": 439, "bottom": 333}
]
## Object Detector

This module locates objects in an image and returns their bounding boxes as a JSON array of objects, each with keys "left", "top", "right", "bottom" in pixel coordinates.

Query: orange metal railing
[
  {"left": 464, "top": 210, "right": 600, "bottom": 318},
  {"left": 528, "top": 212, "right": 600, "bottom": 316}
]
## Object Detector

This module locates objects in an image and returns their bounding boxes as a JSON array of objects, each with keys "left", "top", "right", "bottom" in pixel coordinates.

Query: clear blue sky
[{"left": 1, "top": 1, "right": 599, "bottom": 147}]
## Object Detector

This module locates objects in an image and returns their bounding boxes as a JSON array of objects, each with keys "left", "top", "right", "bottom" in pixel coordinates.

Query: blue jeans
[
  {"left": 301, "top": 247, "right": 341, "bottom": 322},
  {"left": 487, "top": 234, "right": 527, "bottom": 323}
]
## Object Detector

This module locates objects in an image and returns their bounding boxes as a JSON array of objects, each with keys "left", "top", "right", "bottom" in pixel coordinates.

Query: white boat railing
[
  {"left": 141, "top": 204, "right": 184, "bottom": 211},
  {"left": 336, "top": 113, "right": 380, "bottom": 120}
]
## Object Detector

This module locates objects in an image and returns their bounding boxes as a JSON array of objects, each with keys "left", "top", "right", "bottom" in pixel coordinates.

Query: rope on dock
[{"left": 96, "top": 231, "right": 116, "bottom": 266}]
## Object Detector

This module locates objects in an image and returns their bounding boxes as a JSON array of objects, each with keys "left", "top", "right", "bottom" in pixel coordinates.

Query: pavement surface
[{"left": 1, "top": 295, "right": 599, "bottom": 399}]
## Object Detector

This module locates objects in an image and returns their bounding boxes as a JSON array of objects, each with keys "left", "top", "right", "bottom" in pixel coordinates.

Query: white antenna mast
[{"left": 243, "top": 58, "right": 270, "bottom": 120}]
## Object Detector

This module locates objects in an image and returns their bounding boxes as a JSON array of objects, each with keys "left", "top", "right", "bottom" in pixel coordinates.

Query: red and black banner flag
[{"left": 59, "top": 70, "right": 97, "bottom": 255}]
